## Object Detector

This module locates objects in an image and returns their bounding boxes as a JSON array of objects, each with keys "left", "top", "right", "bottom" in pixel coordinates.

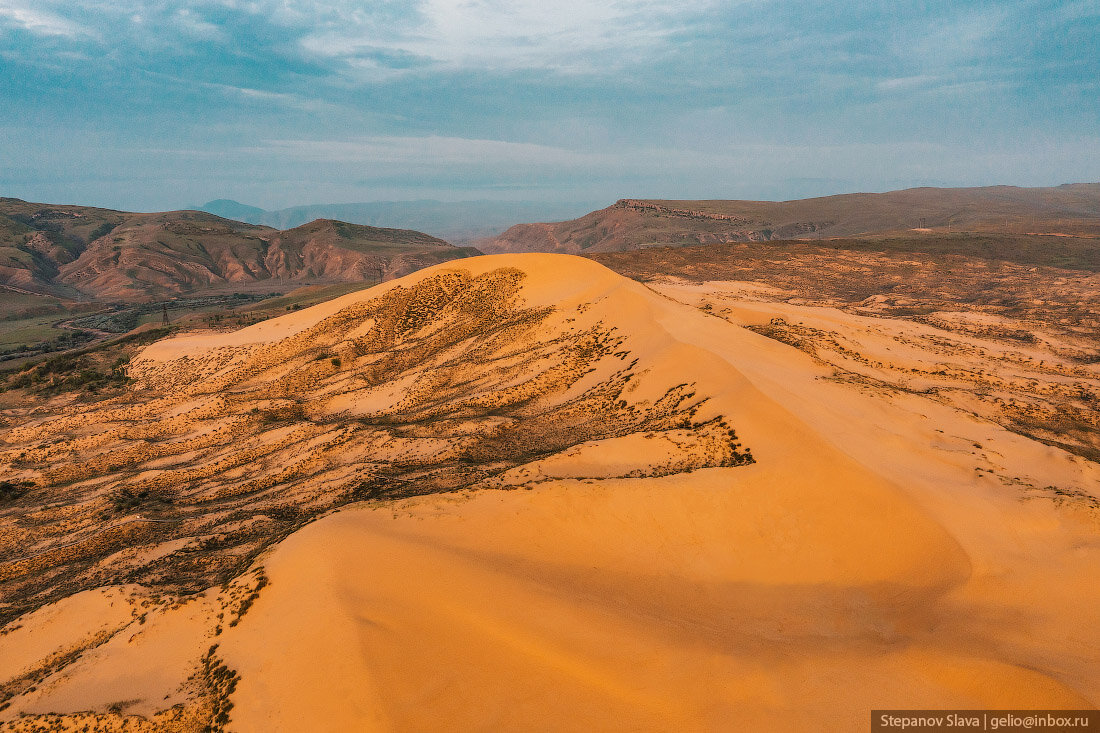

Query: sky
[{"left": 0, "top": 0, "right": 1097, "bottom": 211}]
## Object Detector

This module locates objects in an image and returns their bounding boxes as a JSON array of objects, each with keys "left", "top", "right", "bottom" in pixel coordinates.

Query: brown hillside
[
  {"left": 0, "top": 201, "right": 126, "bottom": 295},
  {"left": 478, "top": 184, "right": 1100, "bottom": 254},
  {"left": 0, "top": 200, "right": 478, "bottom": 300}
]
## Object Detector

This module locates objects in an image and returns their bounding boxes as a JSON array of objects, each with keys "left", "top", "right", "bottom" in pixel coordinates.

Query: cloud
[
  {"left": 893, "top": 4, "right": 1011, "bottom": 69},
  {"left": 251, "top": 135, "right": 597, "bottom": 168},
  {"left": 131, "top": 69, "right": 337, "bottom": 112},
  {"left": 0, "top": 0, "right": 1096, "bottom": 210},
  {"left": 876, "top": 75, "right": 938, "bottom": 92},
  {"left": 171, "top": 7, "right": 227, "bottom": 42},
  {"left": 0, "top": 1, "right": 87, "bottom": 37},
  {"left": 299, "top": 0, "right": 721, "bottom": 74}
]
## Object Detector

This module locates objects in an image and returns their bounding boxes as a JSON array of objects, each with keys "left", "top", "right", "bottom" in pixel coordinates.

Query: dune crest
[{"left": 1, "top": 254, "right": 1098, "bottom": 731}]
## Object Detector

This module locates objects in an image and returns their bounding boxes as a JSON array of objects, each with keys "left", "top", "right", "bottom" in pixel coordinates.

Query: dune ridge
[{"left": 1, "top": 254, "right": 1097, "bottom": 731}]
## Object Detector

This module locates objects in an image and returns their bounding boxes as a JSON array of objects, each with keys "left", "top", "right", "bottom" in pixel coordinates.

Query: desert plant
[{"left": 0, "top": 480, "right": 32, "bottom": 502}]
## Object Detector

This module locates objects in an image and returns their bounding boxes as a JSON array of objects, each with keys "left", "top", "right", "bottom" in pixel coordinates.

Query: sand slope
[{"left": 2, "top": 254, "right": 1098, "bottom": 731}]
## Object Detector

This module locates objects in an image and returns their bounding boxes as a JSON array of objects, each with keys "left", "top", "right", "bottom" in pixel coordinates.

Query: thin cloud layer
[{"left": 1, "top": 0, "right": 1097, "bottom": 209}]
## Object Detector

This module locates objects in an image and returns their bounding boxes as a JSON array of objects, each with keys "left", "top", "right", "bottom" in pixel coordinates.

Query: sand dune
[{"left": 1, "top": 254, "right": 1097, "bottom": 731}]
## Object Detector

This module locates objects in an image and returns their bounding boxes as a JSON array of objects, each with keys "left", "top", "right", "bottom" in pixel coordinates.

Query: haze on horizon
[{"left": 1, "top": 0, "right": 1097, "bottom": 213}]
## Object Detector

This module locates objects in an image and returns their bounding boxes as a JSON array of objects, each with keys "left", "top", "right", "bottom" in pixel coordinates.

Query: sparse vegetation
[
  {"left": 87, "top": 220, "right": 116, "bottom": 242},
  {"left": 199, "top": 645, "right": 240, "bottom": 733},
  {"left": 1, "top": 352, "right": 129, "bottom": 395},
  {"left": 591, "top": 235, "right": 1100, "bottom": 461},
  {"left": 109, "top": 487, "right": 170, "bottom": 514},
  {"left": 0, "top": 479, "right": 32, "bottom": 502},
  {"left": 0, "top": 327, "right": 172, "bottom": 396},
  {"left": 0, "top": 267, "right": 757, "bottom": 629}
]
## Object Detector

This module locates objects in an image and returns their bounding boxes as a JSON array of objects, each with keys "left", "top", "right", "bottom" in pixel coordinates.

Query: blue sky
[{"left": 1, "top": 0, "right": 1097, "bottom": 211}]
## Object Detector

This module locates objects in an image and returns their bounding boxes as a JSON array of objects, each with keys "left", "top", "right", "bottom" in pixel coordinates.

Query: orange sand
[{"left": 2, "top": 254, "right": 1097, "bottom": 731}]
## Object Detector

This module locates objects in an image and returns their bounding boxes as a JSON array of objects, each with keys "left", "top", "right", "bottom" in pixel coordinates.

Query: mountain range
[
  {"left": 196, "top": 199, "right": 601, "bottom": 245},
  {"left": 478, "top": 184, "right": 1100, "bottom": 253},
  {"left": 5, "top": 184, "right": 1099, "bottom": 305},
  {"left": 0, "top": 199, "right": 478, "bottom": 301}
]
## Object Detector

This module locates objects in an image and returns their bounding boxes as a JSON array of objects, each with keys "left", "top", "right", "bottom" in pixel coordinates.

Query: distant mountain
[
  {"left": 196, "top": 199, "right": 601, "bottom": 244},
  {"left": 477, "top": 184, "right": 1100, "bottom": 254},
  {"left": 200, "top": 199, "right": 268, "bottom": 222},
  {"left": 0, "top": 198, "right": 479, "bottom": 300}
]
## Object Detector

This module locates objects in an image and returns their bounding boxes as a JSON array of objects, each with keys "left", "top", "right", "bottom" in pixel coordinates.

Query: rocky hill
[
  {"left": 0, "top": 199, "right": 479, "bottom": 300},
  {"left": 478, "top": 184, "right": 1100, "bottom": 253}
]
